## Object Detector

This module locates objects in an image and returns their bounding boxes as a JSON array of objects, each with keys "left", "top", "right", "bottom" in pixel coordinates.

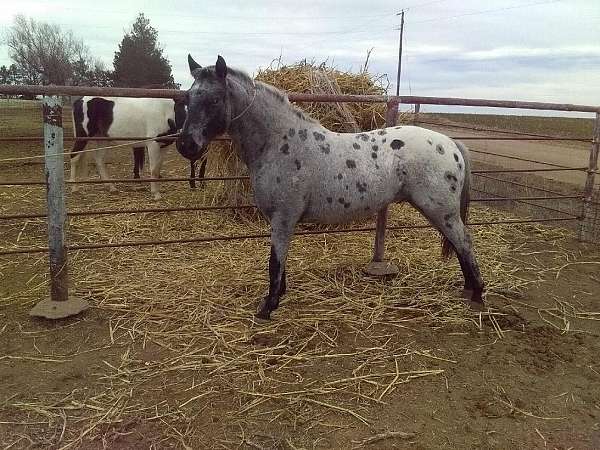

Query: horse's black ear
[
  {"left": 215, "top": 55, "right": 227, "bottom": 80},
  {"left": 188, "top": 54, "right": 201, "bottom": 73}
]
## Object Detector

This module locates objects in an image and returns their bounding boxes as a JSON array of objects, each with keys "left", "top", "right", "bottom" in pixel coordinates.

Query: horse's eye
[{"left": 212, "top": 98, "right": 220, "bottom": 106}]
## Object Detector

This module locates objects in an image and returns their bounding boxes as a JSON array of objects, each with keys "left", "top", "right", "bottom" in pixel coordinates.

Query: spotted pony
[{"left": 180, "top": 55, "right": 485, "bottom": 320}]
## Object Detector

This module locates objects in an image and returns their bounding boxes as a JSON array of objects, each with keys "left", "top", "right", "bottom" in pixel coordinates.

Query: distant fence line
[{"left": 0, "top": 83, "right": 598, "bottom": 319}]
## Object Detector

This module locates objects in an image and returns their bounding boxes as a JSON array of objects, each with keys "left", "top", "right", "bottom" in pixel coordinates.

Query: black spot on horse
[
  {"left": 319, "top": 143, "right": 331, "bottom": 154},
  {"left": 375, "top": 164, "right": 380, "bottom": 169},
  {"left": 353, "top": 143, "right": 360, "bottom": 150},
  {"left": 436, "top": 144, "right": 445, "bottom": 155},
  {"left": 453, "top": 153, "right": 459, "bottom": 162},
  {"left": 345, "top": 185, "right": 349, "bottom": 190},
  {"left": 382, "top": 138, "right": 387, "bottom": 143},
  {"left": 358, "top": 133, "right": 369, "bottom": 141},
  {"left": 427, "top": 139, "right": 433, "bottom": 145},
  {"left": 395, "top": 126, "right": 402, "bottom": 129},
  {"left": 378, "top": 130, "right": 386, "bottom": 135},
  {"left": 276, "top": 176, "right": 281, "bottom": 183},
  {"left": 326, "top": 197, "right": 333, "bottom": 204},
  {"left": 371, "top": 152, "right": 377, "bottom": 159},
  {"left": 294, "top": 159, "right": 301, "bottom": 170},
  {"left": 346, "top": 159, "right": 356, "bottom": 169},
  {"left": 298, "top": 129, "right": 308, "bottom": 141},
  {"left": 457, "top": 163, "right": 463, "bottom": 170},
  {"left": 390, "top": 139, "right": 405, "bottom": 150},
  {"left": 337, "top": 173, "right": 343, "bottom": 180},
  {"left": 372, "top": 145, "right": 378, "bottom": 151},
  {"left": 371, "top": 137, "right": 376, "bottom": 142},
  {"left": 444, "top": 213, "right": 453, "bottom": 221},
  {"left": 338, "top": 197, "right": 352, "bottom": 208},
  {"left": 289, "top": 128, "right": 296, "bottom": 137},
  {"left": 280, "top": 143, "right": 289, "bottom": 154},
  {"left": 445, "top": 172, "right": 458, "bottom": 183},
  {"left": 313, "top": 131, "right": 325, "bottom": 141},
  {"left": 356, "top": 181, "right": 368, "bottom": 193},
  {"left": 282, "top": 135, "right": 287, "bottom": 140}
]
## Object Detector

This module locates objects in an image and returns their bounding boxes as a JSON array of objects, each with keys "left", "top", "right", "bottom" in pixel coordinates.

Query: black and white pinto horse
[
  {"left": 69, "top": 96, "right": 207, "bottom": 200},
  {"left": 180, "top": 55, "right": 485, "bottom": 320}
]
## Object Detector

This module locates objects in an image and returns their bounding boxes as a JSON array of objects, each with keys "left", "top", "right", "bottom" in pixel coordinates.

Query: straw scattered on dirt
[{"left": 2, "top": 167, "right": 597, "bottom": 448}]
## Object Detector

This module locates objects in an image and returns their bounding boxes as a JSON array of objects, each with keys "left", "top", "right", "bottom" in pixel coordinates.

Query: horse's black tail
[
  {"left": 133, "top": 147, "right": 145, "bottom": 179},
  {"left": 442, "top": 139, "right": 471, "bottom": 259}
]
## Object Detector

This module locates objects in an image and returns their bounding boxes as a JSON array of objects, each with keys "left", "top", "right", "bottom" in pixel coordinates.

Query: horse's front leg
[
  {"left": 92, "top": 148, "right": 117, "bottom": 193},
  {"left": 256, "top": 218, "right": 294, "bottom": 320}
]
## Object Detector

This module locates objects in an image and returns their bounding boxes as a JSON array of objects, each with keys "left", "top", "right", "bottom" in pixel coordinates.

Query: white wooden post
[{"left": 30, "top": 96, "right": 88, "bottom": 319}]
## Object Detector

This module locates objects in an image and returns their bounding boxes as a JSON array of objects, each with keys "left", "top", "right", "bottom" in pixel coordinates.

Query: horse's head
[{"left": 180, "top": 54, "right": 229, "bottom": 150}]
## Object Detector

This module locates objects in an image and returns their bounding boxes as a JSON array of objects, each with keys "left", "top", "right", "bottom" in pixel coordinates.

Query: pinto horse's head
[
  {"left": 180, "top": 54, "right": 230, "bottom": 150},
  {"left": 172, "top": 96, "right": 208, "bottom": 189}
]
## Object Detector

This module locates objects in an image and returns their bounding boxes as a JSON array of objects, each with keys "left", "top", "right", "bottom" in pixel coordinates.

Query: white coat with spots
[{"left": 181, "top": 55, "right": 485, "bottom": 320}]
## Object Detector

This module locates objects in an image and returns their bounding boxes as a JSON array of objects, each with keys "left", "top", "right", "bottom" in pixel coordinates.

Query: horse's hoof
[
  {"left": 462, "top": 289, "right": 485, "bottom": 311},
  {"left": 255, "top": 297, "right": 275, "bottom": 321}
]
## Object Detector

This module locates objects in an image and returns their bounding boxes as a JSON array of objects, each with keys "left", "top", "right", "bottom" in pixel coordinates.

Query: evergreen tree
[{"left": 112, "top": 13, "right": 178, "bottom": 88}]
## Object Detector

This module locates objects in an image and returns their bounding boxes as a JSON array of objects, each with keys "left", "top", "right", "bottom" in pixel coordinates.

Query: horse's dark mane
[{"left": 220, "top": 66, "right": 318, "bottom": 124}]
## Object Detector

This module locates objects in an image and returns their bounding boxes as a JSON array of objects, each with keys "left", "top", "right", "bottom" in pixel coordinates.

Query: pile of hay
[{"left": 205, "top": 59, "right": 391, "bottom": 217}]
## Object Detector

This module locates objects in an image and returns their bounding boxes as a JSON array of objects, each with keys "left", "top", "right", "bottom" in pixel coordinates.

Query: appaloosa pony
[
  {"left": 70, "top": 96, "right": 207, "bottom": 200},
  {"left": 180, "top": 55, "right": 485, "bottom": 319}
]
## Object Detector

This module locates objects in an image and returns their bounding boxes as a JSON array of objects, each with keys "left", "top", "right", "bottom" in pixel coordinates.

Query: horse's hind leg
[
  {"left": 147, "top": 142, "right": 165, "bottom": 200},
  {"left": 410, "top": 197, "right": 484, "bottom": 304},
  {"left": 256, "top": 215, "right": 295, "bottom": 320}
]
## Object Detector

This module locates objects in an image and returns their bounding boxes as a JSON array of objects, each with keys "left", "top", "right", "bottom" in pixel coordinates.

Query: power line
[{"left": 407, "top": 0, "right": 563, "bottom": 25}]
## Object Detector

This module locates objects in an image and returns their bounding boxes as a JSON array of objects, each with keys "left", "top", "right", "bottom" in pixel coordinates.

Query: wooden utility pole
[{"left": 396, "top": 10, "right": 405, "bottom": 96}]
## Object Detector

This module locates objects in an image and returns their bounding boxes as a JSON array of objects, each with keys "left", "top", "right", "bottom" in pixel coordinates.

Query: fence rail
[
  {"left": 2, "top": 84, "right": 600, "bottom": 112},
  {"left": 1, "top": 83, "right": 599, "bottom": 318}
]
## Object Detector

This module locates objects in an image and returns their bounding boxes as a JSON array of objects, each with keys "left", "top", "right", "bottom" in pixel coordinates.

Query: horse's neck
[{"left": 227, "top": 81, "right": 308, "bottom": 167}]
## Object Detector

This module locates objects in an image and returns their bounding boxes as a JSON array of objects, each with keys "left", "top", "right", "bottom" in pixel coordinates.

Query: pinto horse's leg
[
  {"left": 147, "top": 142, "right": 164, "bottom": 200},
  {"left": 256, "top": 216, "right": 294, "bottom": 320},
  {"left": 92, "top": 146, "right": 117, "bottom": 193},
  {"left": 189, "top": 160, "right": 197, "bottom": 189},
  {"left": 198, "top": 158, "right": 207, "bottom": 189}
]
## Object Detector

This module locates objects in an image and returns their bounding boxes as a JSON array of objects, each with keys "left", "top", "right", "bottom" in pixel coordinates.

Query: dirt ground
[{"left": 1, "top": 112, "right": 600, "bottom": 449}]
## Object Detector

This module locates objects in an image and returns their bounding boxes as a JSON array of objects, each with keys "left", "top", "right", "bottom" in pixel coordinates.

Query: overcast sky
[{"left": 1, "top": 0, "right": 599, "bottom": 116}]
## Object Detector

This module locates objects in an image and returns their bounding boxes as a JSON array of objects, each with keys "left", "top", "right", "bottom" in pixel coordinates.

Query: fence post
[
  {"left": 364, "top": 99, "right": 400, "bottom": 277},
  {"left": 413, "top": 103, "right": 421, "bottom": 124},
  {"left": 30, "top": 95, "right": 89, "bottom": 319},
  {"left": 578, "top": 111, "right": 600, "bottom": 242}
]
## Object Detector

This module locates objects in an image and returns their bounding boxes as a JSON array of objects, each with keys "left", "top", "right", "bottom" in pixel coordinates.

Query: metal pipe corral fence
[{"left": 1, "top": 83, "right": 599, "bottom": 318}]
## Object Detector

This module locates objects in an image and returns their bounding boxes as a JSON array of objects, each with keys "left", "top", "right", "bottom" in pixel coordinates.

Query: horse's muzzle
[{"left": 176, "top": 133, "right": 202, "bottom": 161}]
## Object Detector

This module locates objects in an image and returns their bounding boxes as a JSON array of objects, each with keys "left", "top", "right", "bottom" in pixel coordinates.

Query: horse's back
[
  {"left": 77, "top": 96, "right": 174, "bottom": 138},
  {"left": 270, "top": 124, "right": 467, "bottom": 225}
]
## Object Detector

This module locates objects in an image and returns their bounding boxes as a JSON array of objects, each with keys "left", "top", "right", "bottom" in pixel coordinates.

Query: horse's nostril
[{"left": 201, "top": 129, "right": 208, "bottom": 137}]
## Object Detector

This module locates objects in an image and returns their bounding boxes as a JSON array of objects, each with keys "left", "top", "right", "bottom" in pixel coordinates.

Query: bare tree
[{"left": 5, "top": 15, "right": 110, "bottom": 86}]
